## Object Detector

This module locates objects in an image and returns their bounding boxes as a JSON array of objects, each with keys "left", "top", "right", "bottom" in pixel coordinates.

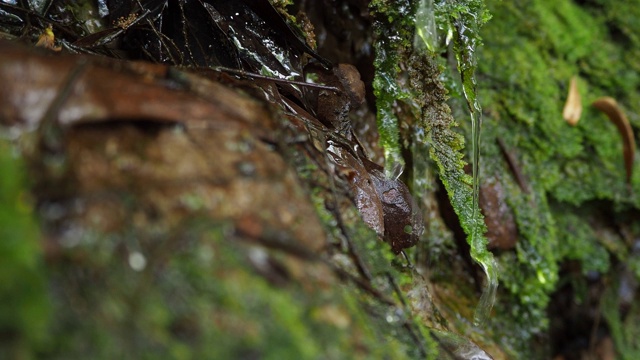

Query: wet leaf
[
  {"left": 235, "top": 0, "right": 331, "bottom": 67},
  {"left": 592, "top": 97, "right": 636, "bottom": 183},
  {"left": 366, "top": 160, "right": 424, "bottom": 254},
  {"left": 329, "top": 145, "right": 386, "bottom": 239},
  {"left": 304, "top": 63, "right": 365, "bottom": 133},
  {"left": 563, "top": 76, "right": 582, "bottom": 126},
  {"left": 330, "top": 144, "right": 423, "bottom": 254}
]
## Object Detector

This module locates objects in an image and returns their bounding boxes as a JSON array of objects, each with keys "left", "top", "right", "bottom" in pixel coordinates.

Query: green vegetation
[
  {"left": 372, "top": 0, "right": 498, "bottom": 326},
  {"left": 371, "top": 0, "right": 417, "bottom": 174},
  {"left": 0, "top": 140, "right": 50, "bottom": 359},
  {"left": 458, "top": 0, "right": 640, "bottom": 356},
  {"left": 1, "top": 0, "right": 639, "bottom": 358},
  {"left": 373, "top": 0, "right": 640, "bottom": 357}
]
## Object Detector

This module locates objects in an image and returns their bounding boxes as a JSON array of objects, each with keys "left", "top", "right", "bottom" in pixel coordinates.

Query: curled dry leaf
[
  {"left": 592, "top": 97, "right": 636, "bottom": 183},
  {"left": 35, "top": 25, "right": 61, "bottom": 52},
  {"left": 562, "top": 76, "right": 581, "bottom": 126}
]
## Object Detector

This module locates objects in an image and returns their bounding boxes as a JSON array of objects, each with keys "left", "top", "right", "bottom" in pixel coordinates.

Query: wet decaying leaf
[
  {"left": 592, "top": 97, "right": 636, "bottom": 183},
  {"left": 328, "top": 144, "right": 424, "bottom": 253},
  {"left": 304, "top": 63, "right": 366, "bottom": 133}
]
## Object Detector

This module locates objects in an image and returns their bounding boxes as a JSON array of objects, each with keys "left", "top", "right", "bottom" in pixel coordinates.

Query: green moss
[
  {"left": 371, "top": 0, "right": 498, "bottom": 327},
  {"left": 34, "top": 208, "right": 445, "bottom": 359},
  {"left": 371, "top": 0, "right": 417, "bottom": 174},
  {"left": 553, "top": 206, "right": 610, "bottom": 274},
  {"left": 532, "top": 0, "right": 603, "bottom": 62},
  {"left": 603, "top": 280, "right": 640, "bottom": 360},
  {"left": 0, "top": 140, "right": 51, "bottom": 359},
  {"left": 465, "top": 0, "right": 640, "bottom": 356}
]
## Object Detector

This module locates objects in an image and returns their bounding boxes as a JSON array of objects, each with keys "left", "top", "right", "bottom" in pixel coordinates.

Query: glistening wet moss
[
  {"left": 371, "top": 0, "right": 416, "bottom": 174},
  {"left": 460, "top": 0, "right": 640, "bottom": 356},
  {"left": 372, "top": 0, "right": 497, "bottom": 326}
]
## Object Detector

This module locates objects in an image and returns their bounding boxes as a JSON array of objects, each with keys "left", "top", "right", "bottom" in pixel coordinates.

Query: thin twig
[{"left": 213, "top": 66, "right": 340, "bottom": 92}]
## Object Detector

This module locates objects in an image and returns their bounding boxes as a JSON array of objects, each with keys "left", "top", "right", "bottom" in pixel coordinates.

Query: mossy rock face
[
  {"left": 2, "top": 0, "right": 640, "bottom": 358},
  {"left": 447, "top": 0, "right": 640, "bottom": 356}
]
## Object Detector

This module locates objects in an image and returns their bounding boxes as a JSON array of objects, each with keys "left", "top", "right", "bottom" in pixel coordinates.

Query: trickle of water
[
  {"left": 454, "top": 21, "right": 498, "bottom": 327},
  {"left": 414, "top": 0, "right": 437, "bottom": 52},
  {"left": 466, "top": 95, "right": 481, "bottom": 218},
  {"left": 411, "top": 1, "right": 497, "bottom": 326},
  {"left": 473, "top": 254, "right": 498, "bottom": 326}
]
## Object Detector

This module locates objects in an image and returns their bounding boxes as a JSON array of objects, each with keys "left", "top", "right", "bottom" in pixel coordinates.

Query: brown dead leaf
[
  {"left": 328, "top": 146, "right": 386, "bottom": 238},
  {"left": 563, "top": 76, "right": 582, "bottom": 125},
  {"left": 592, "top": 96, "right": 636, "bottom": 183}
]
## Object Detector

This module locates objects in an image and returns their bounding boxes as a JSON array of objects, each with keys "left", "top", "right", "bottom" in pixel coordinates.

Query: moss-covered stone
[{"left": 446, "top": 0, "right": 640, "bottom": 356}]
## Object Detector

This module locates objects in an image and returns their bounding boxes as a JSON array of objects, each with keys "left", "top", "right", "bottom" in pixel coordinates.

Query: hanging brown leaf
[
  {"left": 562, "top": 76, "right": 581, "bottom": 125},
  {"left": 592, "top": 97, "right": 636, "bottom": 183}
]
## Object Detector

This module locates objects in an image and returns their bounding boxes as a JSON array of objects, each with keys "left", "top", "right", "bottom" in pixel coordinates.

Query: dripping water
[
  {"left": 414, "top": 0, "right": 437, "bottom": 52},
  {"left": 412, "top": 0, "right": 498, "bottom": 327},
  {"left": 454, "top": 20, "right": 498, "bottom": 327}
]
